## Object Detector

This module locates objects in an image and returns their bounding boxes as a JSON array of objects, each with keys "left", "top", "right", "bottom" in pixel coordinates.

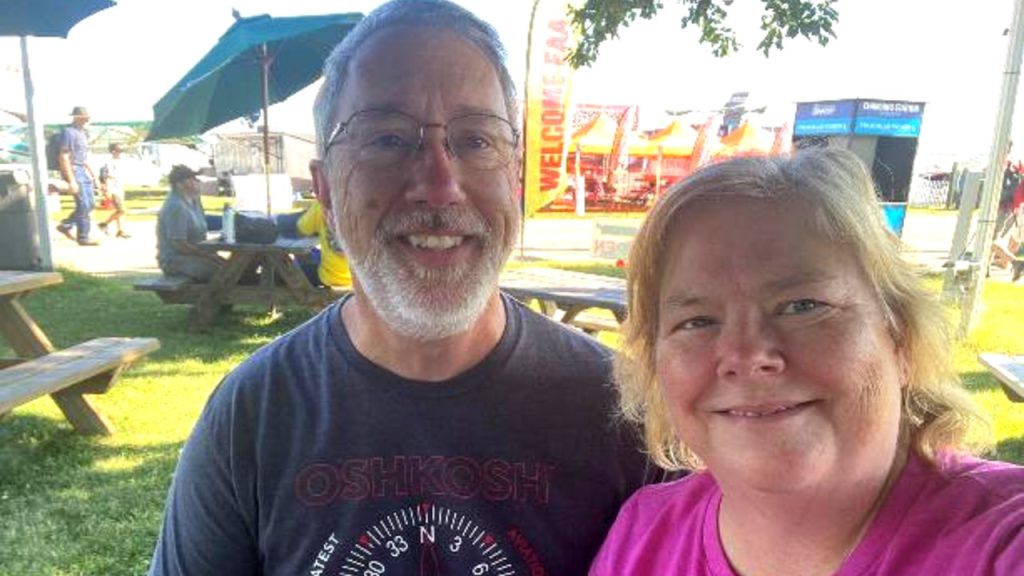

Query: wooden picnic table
[
  {"left": 978, "top": 353, "right": 1024, "bottom": 403},
  {"left": 0, "top": 270, "right": 63, "bottom": 360},
  {"left": 0, "top": 270, "right": 159, "bottom": 435},
  {"left": 500, "top": 267, "right": 626, "bottom": 333},
  {"left": 145, "top": 236, "right": 344, "bottom": 329}
]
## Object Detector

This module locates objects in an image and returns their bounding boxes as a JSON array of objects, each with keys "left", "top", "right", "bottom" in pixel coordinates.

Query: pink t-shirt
[{"left": 590, "top": 452, "right": 1024, "bottom": 575}]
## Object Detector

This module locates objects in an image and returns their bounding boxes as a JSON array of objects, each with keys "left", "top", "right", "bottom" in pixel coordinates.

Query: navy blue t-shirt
[
  {"left": 59, "top": 125, "right": 89, "bottom": 166},
  {"left": 149, "top": 295, "right": 656, "bottom": 575}
]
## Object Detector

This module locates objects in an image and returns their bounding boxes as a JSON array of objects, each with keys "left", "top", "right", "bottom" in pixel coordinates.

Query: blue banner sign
[
  {"left": 793, "top": 99, "right": 925, "bottom": 138},
  {"left": 794, "top": 100, "right": 856, "bottom": 136},
  {"left": 853, "top": 100, "right": 925, "bottom": 138}
]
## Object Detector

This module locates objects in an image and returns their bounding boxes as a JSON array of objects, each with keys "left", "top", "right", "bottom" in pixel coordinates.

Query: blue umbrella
[
  {"left": 3, "top": 0, "right": 115, "bottom": 37},
  {"left": 147, "top": 12, "right": 362, "bottom": 213},
  {"left": 3, "top": 0, "right": 117, "bottom": 270}
]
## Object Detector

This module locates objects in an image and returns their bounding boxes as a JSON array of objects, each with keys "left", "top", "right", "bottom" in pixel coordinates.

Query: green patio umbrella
[{"left": 146, "top": 12, "right": 363, "bottom": 213}]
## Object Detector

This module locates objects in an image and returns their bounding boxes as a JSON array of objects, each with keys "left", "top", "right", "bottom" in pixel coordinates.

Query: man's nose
[
  {"left": 407, "top": 129, "right": 464, "bottom": 207},
  {"left": 715, "top": 316, "right": 786, "bottom": 380}
]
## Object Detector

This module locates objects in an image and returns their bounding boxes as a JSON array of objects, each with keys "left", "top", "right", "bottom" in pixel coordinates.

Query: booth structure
[{"left": 793, "top": 99, "right": 926, "bottom": 235}]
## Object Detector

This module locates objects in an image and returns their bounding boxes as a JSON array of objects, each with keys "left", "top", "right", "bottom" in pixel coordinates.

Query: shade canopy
[
  {"left": 715, "top": 121, "right": 774, "bottom": 159},
  {"left": 2, "top": 0, "right": 115, "bottom": 38},
  {"left": 571, "top": 113, "right": 620, "bottom": 155},
  {"left": 630, "top": 120, "right": 699, "bottom": 157},
  {"left": 147, "top": 12, "right": 363, "bottom": 141}
]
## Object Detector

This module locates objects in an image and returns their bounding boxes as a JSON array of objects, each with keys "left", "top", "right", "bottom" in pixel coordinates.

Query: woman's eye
[
  {"left": 780, "top": 299, "right": 825, "bottom": 315},
  {"left": 678, "top": 316, "right": 714, "bottom": 330}
]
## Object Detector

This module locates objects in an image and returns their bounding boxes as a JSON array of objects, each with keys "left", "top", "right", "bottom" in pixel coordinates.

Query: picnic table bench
[
  {"left": 500, "top": 267, "right": 626, "bottom": 335},
  {"left": 134, "top": 236, "right": 349, "bottom": 329},
  {"left": 1, "top": 337, "right": 160, "bottom": 434},
  {"left": 1, "top": 270, "right": 159, "bottom": 435},
  {"left": 978, "top": 353, "right": 1024, "bottom": 403}
]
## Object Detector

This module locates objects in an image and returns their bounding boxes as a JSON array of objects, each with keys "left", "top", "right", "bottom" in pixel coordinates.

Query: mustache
[{"left": 380, "top": 207, "right": 490, "bottom": 237}]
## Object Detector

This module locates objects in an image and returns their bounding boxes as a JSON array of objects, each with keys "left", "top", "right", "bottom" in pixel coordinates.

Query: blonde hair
[{"left": 616, "top": 148, "right": 989, "bottom": 470}]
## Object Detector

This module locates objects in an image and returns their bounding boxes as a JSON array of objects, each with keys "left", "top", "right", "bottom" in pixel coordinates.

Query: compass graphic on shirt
[{"left": 329, "top": 503, "right": 517, "bottom": 575}]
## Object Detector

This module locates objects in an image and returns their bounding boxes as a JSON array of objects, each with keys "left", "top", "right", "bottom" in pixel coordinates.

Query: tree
[{"left": 568, "top": 0, "right": 839, "bottom": 68}]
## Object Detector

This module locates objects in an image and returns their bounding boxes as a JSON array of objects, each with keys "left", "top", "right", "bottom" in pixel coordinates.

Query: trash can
[{"left": 0, "top": 165, "right": 42, "bottom": 270}]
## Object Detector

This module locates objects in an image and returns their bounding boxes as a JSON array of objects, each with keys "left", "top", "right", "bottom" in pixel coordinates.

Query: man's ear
[{"left": 310, "top": 159, "right": 332, "bottom": 212}]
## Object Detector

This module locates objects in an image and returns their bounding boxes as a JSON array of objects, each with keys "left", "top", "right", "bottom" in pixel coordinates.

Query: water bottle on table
[{"left": 222, "top": 202, "right": 236, "bottom": 243}]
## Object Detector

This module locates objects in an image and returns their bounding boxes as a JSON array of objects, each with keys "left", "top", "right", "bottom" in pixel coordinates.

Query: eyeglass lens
[{"left": 332, "top": 110, "right": 516, "bottom": 170}]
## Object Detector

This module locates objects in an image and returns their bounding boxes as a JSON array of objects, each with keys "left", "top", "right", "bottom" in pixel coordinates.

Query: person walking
[
  {"left": 98, "top": 143, "right": 130, "bottom": 239},
  {"left": 55, "top": 106, "right": 100, "bottom": 246}
]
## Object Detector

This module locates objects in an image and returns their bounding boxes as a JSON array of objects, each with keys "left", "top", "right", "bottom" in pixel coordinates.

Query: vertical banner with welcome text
[{"left": 522, "top": 0, "right": 577, "bottom": 217}]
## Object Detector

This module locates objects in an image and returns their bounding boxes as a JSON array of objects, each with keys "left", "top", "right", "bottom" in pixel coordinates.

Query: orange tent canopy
[
  {"left": 571, "top": 113, "right": 620, "bottom": 155},
  {"left": 715, "top": 121, "right": 774, "bottom": 158},
  {"left": 630, "top": 120, "right": 699, "bottom": 157}
]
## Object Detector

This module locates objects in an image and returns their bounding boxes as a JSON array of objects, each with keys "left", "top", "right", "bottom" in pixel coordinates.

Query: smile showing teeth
[
  {"left": 725, "top": 404, "right": 801, "bottom": 418},
  {"left": 406, "top": 234, "right": 465, "bottom": 250}
]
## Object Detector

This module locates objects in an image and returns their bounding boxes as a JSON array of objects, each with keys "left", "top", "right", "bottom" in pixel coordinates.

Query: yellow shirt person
[{"left": 296, "top": 202, "right": 352, "bottom": 288}]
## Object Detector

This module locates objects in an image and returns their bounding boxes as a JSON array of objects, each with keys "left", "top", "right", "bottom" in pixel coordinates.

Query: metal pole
[
  {"left": 261, "top": 43, "right": 272, "bottom": 215},
  {"left": 21, "top": 36, "right": 52, "bottom": 270},
  {"left": 960, "top": 0, "right": 1024, "bottom": 336}
]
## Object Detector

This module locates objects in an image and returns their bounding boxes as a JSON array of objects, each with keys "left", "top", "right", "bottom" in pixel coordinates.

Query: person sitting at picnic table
[
  {"left": 295, "top": 199, "right": 352, "bottom": 287},
  {"left": 590, "top": 148, "right": 1024, "bottom": 575},
  {"left": 156, "top": 164, "right": 222, "bottom": 282}
]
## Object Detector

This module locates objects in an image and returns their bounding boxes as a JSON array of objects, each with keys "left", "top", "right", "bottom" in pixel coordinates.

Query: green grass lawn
[{"left": 0, "top": 266, "right": 1021, "bottom": 575}]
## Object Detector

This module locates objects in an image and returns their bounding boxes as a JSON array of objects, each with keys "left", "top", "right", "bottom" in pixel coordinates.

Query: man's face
[
  {"left": 74, "top": 115, "right": 90, "bottom": 127},
  {"left": 320, "top": 26, "right": 520, "bottom": 340},
  {"left": 180, "top": 176, "right": 199, "bottom": 196}
]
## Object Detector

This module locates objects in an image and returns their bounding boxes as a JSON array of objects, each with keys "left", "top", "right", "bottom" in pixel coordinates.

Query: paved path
[
  {"left": 46, "top": 207, "right": 1013, "bottom": 281},
  {"left": 50, "top": 217, "right": 160, "bottom": 277}
]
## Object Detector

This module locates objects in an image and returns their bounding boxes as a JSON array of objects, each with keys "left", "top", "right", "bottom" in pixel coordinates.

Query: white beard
[{"left": 338, "top": 206, "right": 512, "bottom": 341}]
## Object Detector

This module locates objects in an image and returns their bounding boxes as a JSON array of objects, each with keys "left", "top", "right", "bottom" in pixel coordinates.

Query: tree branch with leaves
[{"left": 567, "top": 0, "right": 839, "bottom": 68}]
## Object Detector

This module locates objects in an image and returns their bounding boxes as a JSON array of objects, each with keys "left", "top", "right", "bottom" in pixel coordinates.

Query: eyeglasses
[{"left": 324, "top": 109, "right": 519, "bottom": 171}]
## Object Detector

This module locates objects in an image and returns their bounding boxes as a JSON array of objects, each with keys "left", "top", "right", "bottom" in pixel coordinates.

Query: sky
[{"left": 0, "top": 0, "right": 1019, "bottom": 170}]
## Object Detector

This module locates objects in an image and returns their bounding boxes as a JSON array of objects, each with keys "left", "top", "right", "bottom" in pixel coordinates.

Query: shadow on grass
[
  {"left": 18, "top": 268, "right": 313, "bottom": 366},
  {"left": 0, "top": 414, "right": 180, "bottom": 575},
  {"left": 996, "top": 433, "right": 1024, "bottom": 464},
  {"left": 961, "top": 369, "right": 1005, "bottom": 394}
]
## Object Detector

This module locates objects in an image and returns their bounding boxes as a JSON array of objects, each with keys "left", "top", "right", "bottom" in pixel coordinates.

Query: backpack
[
  {"left": 45, "top": 129, "right": 64, "bottom": 171},
  {"left": 234, "top": 211, "right": 279, "bottom": 244}
]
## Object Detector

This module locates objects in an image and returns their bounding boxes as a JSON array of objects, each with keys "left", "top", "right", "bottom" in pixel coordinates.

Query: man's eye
[
  {"left": 780, "top": 299, "right": 825, "bottom": 315},
  {"left": 367, "top": 133, "right": 413, "bottom": 149},
  {"left": 453, "top": 133, "right": 493, "bottom": 152}
]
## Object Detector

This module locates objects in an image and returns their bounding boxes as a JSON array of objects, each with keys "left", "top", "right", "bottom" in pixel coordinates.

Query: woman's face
[{"left": 654, "top": 198, "right": 905, "bottom": 494}]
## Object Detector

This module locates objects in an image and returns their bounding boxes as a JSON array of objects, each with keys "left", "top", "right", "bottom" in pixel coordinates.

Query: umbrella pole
[
  {"left": 261, "top": 43, "right": 272, "bottom": 215},
  {"left": 21, "top": 36, "right": 52, "bottom": 270}
]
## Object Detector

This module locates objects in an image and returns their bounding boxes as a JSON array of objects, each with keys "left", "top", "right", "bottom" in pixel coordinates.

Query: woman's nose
[{"left": 715, "top": 317, "right": 786, "bottom": 380}]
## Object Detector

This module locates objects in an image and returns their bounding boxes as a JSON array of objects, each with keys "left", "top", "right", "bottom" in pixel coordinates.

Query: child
[{"left": 98, "top": 143, "right": 130, "bottom": 238}]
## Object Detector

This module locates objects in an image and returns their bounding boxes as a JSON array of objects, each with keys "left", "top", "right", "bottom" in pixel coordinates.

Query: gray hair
[{"left": 313, "top": 0, "right": 518, "bottom": 155}]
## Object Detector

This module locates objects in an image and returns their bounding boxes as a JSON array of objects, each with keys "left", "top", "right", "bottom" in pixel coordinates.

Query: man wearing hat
[
  {"left": 55, "top": 106, "right": 100, "bottom": 246},
  {"left": 156, "top": 165, "right": 222, "bottom": 281}
]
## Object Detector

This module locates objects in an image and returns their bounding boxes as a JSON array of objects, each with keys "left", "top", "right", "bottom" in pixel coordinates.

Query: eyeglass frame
[{"left": 321, "top": 108, "right": 520, "bottom": 169}]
